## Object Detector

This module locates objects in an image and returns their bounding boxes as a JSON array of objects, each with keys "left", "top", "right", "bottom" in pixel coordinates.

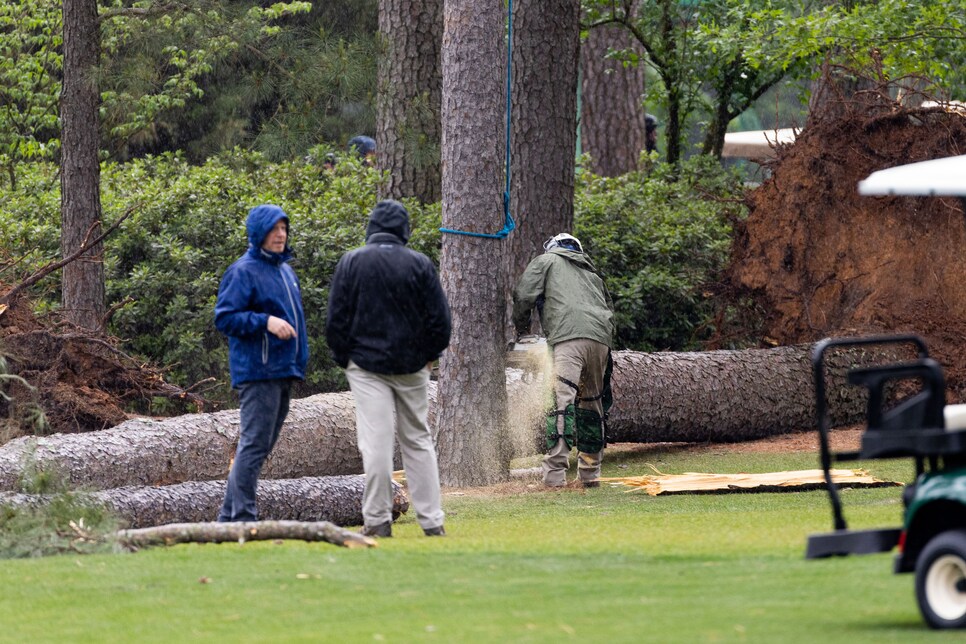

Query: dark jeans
[{"left": 218, "top": 379, "right": 292, "bottom": 522}]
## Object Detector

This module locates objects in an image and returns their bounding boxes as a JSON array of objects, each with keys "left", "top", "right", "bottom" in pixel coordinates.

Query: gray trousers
[
  {"left": 544, "top": 338, "right": 609, "bottom": 486},
  {"left": 345, "top": 361, "right": 444, "bottom": 530}
]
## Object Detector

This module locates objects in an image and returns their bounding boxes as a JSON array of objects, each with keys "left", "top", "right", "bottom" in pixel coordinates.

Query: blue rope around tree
[{"left": 439, "top": 0, "right": 516, "bottom": 240}]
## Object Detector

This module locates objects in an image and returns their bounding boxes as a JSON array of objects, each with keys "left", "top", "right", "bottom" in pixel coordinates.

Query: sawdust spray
[{"left": 505, "top": 343, "right": 555, "bottom": 464}]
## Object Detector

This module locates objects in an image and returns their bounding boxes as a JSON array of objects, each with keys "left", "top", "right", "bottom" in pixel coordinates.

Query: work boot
[
  {"left": 423, "top": 525, "right": 446, "bottom": 537},
  {"left": 360, "top": 521, "right": 392, "bottom": 538}
]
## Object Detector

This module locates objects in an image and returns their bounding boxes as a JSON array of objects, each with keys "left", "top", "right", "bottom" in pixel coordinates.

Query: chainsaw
[{"left": 506, "top": 334, "right": 548, "bottom": 371}]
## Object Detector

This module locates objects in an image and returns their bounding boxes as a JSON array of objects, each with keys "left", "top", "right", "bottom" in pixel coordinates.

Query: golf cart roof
[
  {"left": 858, "top": 154, "right": 966, "bottom": 197},
  {"left": 721, "top": 128, "right": 798, "bottom": 160}
]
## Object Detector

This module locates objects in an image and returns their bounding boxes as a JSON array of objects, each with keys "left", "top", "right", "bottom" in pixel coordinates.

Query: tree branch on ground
[
  {"left": 116, "top": 520, "right": 376, "bottom": 550},
  {"left": 1, "top": 204, "right": 139, "bottom": 306}
]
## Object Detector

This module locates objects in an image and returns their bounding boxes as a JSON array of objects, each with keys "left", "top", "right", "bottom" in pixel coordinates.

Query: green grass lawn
[{"left": 0, "top": 444, "right": 961, "bottom": 643}]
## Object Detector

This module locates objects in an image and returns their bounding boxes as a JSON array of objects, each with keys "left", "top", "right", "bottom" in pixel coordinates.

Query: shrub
[{"left": 575, "top": 156, "right": 748, "bottom": 351}]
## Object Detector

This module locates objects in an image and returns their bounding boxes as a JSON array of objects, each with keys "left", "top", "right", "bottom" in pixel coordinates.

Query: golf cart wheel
[{"left": 915, "top": 529, "right": 966, "bottom": 629}]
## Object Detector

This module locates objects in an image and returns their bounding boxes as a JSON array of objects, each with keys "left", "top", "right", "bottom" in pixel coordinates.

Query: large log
[
  {"left": 605, "top": 345, "right": 872, "bottom": 443},
  {"left": 0, "top": 344, "right": 876, "bottom": 490},
  {"left": 0, "top": 475, "right": 410, "bottom": 529},
  {"left": 0, "top": 393, "right": 363, "bottom": 491}
]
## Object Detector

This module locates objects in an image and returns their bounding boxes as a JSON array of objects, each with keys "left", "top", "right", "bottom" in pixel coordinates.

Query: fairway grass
[{"left": 0, "top": 445, "right": 960, "bottom": 643}]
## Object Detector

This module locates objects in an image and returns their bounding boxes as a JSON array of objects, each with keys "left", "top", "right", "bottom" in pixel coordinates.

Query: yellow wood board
[{"left": 600, "top": 468, "right": 900, "bottom": 496}]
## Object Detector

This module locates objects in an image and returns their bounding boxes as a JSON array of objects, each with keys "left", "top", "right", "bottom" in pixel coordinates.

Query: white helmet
[{"left": 543, "top": 233, "right": 583, "bottom": 253}]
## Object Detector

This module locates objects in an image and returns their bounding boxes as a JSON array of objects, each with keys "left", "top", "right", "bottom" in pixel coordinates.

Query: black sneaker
[
  {"left": 423, "top": 525, "right": 446, "bottom": 537},
  {"left": 360, "top": 521, "right": 392, "bottom": 538},
  {"left": 581, "top": 480, "right": 600, "bottom": 489}
]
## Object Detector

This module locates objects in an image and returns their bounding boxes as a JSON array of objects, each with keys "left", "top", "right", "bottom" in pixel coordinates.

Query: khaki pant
[
  {"left": 544, "top": 338, "right": 609, "bottom": 486},
  {"left": 346, "top": 361, "right": 444, "bottom": 530}
]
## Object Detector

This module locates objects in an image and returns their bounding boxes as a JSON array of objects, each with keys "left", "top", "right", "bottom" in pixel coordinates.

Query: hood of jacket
[
  {"left": 547, "top": 247, "right": 598, "bottom": 272},
  {"left": 247, "top": 204, "right": 291, "bottom": 262},
  {"left": 365, "top": 199, "right": 411, "bottom": 244}
]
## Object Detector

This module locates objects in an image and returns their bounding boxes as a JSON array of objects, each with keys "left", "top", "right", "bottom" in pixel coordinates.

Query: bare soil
[
  {"left": 0, "top": 295, "right": 205, "bottom": 439},
  {"left": 729, "top": 85, "right": 966, "bottom": 401}
]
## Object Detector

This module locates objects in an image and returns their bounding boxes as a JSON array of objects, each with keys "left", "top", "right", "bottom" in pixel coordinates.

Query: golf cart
[{"left": 806, "top": 155, "right": 966, "bottom": 629}]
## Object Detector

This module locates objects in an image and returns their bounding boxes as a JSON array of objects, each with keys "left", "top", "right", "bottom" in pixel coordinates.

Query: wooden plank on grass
[{"left": 600, "top": 469, "right": 901, "bottom": 496}]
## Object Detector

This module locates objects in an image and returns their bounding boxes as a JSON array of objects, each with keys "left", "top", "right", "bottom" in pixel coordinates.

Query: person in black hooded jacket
[{"left": 326, "top": 199, "right": 451, "bottom": 538}]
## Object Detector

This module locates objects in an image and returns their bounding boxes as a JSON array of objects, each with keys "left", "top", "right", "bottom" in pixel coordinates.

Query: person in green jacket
[{"left": 512, "top": 233, "right": 615, "bottom": 488}]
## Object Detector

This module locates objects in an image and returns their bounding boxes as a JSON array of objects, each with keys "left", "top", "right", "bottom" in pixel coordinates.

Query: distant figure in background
[
  {"left": 513, "top": 233, "right": 614, "bottom": 489},
  {"left": 214, "top": 204, "right": 308, "bottom": 522},
  {"left": 645, "top": 114, "right": 659, "bottom": 154},
  {"left": 348, "top": 135, "right": 376, "bottom": 166}
]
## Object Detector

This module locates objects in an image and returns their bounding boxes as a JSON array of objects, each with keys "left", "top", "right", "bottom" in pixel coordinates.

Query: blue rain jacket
[{"left": 215, "top": 204, "right": 308, "bottom": 388}]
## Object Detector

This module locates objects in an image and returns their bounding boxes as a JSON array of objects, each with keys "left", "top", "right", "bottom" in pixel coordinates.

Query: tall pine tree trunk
[
  {"left": 579, "top": 9, "right": 647, "bottom": 176},
  {"left": 376, "top": 0, "right": 442, "bottom": 203},
  {"left": 506, "top": 0, "right": 580, "bottom": 334},
  {"left": 60, "top": 0, "right": 105, "bottom": 330},
  {"left": 436, "top": 0, "right": 511, "bottom": 486}
]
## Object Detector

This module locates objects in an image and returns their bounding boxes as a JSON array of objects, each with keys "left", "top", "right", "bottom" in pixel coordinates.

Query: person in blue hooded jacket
[{"left": 214, "top": 204, "right": 308, "bottom": 522}]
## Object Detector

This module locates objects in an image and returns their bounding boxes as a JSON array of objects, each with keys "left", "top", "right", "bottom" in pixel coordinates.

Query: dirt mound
[
  {"left": 0, "top": 295, "right": 207, "bottom": 440},
  {"left": 729, "top": 87, "right": 966, "bottom": 399}
]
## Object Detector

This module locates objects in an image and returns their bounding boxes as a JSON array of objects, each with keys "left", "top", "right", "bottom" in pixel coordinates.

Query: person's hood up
[
  {"left": 547, "top": 246, "right": 596, "bottom": 271},
  {"left": 365, "top": 199, "right": 411, "bottom": 243},
  {"left": 247, "top": 204, "right": 291, "bottom": 257}
]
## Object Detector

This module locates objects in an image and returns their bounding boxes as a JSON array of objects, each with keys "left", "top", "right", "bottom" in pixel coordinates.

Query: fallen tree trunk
[
  {"left": 0, "top": 393, "right": 363, "bottom": 490},
  {"left": 0, "top": 344, "right": 878, "bottom": 490},
  {"left": 0, "top": 476, "right": 409, "bottom": 529},
  {"left": 115, "top": 520, "right": 376, "bottom": 550},
  {"left": 605, "top": 345, "right": 874, "bottom": 444}
]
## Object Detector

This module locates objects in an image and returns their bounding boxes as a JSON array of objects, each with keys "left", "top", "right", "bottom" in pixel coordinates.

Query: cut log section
[
  {"left": 115, "top": 520, "right": 376, "bottom": 550},
  {"left": 0, "top": 475, "right": 409, "bottom": 529},
  {"left": 0, "top": 344, "right": 883, "bottom": 491},
  {"left": 601, "top": 468, "right": 900, "bottom": 495}
]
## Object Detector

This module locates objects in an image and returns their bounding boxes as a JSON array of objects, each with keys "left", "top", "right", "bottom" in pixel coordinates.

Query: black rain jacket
[{"left": 325, "top": 201, "right": 451, "bottom": 375}]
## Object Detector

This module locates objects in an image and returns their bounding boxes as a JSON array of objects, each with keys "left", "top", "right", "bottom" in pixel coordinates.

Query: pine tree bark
[
  {"left": 0, "top": 392, "right": 365, "bottom": 491},
  {"left": 506, "top": 0, "right": 580, "bottom": 335},
  {"left": 60, "top": 0, "right": 106, "bottom": 330},
  {"left": 0, "top": 345, "right": 878, "bottom": 491},
  {"left": 436, "top": 0, "right": 512, "bottom": 486},
  {"left": 376, "top": 0, "right": 442, "bottom": 203},
  {"left": 579, "top": 11, "right": 648, "bottom": 176},
  {"left": 0, "top": 475, "right": 409, "bottom": 529}
]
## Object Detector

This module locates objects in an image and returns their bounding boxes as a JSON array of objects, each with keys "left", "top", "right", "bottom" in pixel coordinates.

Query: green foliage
[
  {"left": 0, "top": 0, "right": 61, "bottom": 187},
  {"left": 98, "top": 0, "right": 377, "bottom": 162},
  {"left": 0, "top": 452, "right": 119, "bottom": 559},
  {"left": 98, "top": 0, "right": 317, "bottom": 160},
  {"left": 744, "top": 0, "right": 966, "bottom": 96},
  {"left": 0, "top": 0, "right": 375, "bottom": 171},
  {"left": 575, "top": 156, "right": 748, "bottom": 351},
  {"left": 582, "top": 0, "right": 966, "bottom": 164}
]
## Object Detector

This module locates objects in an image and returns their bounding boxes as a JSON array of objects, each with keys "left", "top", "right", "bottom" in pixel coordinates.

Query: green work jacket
[{"left": 512, "top": 248, "right": 614, "bottom": 348}]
